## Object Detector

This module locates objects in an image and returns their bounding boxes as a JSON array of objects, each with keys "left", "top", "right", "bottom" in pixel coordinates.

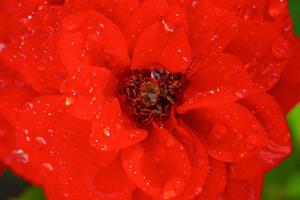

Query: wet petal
[
  {"left": 170, "top": 117, "right": 209, "bottom": 199},
  {"left": 196, "top": 158, "right": 226, "bottom": 200},
  {"left": 60, "top": 66, "right": 116, "bottom": 121},
  {"left": 125, "top": 0, "right": 169, "bottom": 54},
  {"left": 178, "top": 53, "right": 254, "bottom": 113},
  {"left": 131, "top": 6, "right": 191, "bottom": 73},
  {"left": 186, "top": 0, "right": 216, "bottom": 57},
  {"left": 0, "top": 69, "right": 36, "bottom": 125},
  {"left": 184, "top": 102, "right": 267, "bottom": 162},
  {"left": 220, "top": 176, "right": 263, "bottom": 200},
  {"left": 59, "top": 10, "right": 130, "bottom": 74},
  {"left": 225, "top": 20, "right": 291, "bottom": 91},
  {"left": 1, "top": 6, "right": 67, "bottom": 93},
  {"left": 228, "top": 93, "right": 291, "bottom": 179},
  {"left": 121, "top": 124, "right": 191, "bottom": 199},
  {"left": 90, "top": 99, "right": 147, "bottom": 152}
]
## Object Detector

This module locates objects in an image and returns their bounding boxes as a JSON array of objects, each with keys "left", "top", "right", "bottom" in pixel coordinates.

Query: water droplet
[
  {"left": 13, "top": 149, "right": 29, "bottom": 164},
  {"left": 210, "top": 123, "right": 228, "bottom": 140},
  {"left": 35, "top": 136, "right": 47, "bottom": 147},
  {"left": 0, "top": 42, "right": 6, "bottom": 52},
  {"left": 268, "top": 0, "right": 288, "bottom": 18},
  {"left": 163, "top": 190, "right": 177, "bottom": 200},
  {"left": 41, "top": 162, "right": 54, "bottom": 173},
  {"left": 100, "top": 144, "right": 108, "bottom": 151},
  {"left": 65, "top": 96, "right": 74, "bottom": 106},
  {"left": 235, "top": 89, "right": 248, "bottom": 98},
  {"left": 162, "top": 20, "right": 175, "bottom": 32},
  {"left": 103, "top": 127, "right": 111, "bottom": 137}
]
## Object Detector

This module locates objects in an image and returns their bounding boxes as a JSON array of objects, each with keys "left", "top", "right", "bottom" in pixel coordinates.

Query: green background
[{"left": 0, "top": 1, "right": 300, "bottom": 200}]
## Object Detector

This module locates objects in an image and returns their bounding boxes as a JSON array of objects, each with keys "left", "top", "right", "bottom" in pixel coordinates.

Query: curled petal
[
  {"left": 59, "top": 10, "right": 130, "bottom": 74},
  {"left": 184, "top": 102, "right": 267, "bottom": 162},
  {"left": 271, "top": 34, "right": 300, "bottom": 113},
  {"left": 90, "top": 99, "right": 147, "bottom": 152},
  {"left": 121, "top": 124, "right": 191, "bottom": 199},
  {"left": 228, "top": 93, "right": 291, "bottom": 179}
]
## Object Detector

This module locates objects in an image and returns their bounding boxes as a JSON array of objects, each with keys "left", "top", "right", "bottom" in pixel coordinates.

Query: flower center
[{"left": 119, "top": 68, "right": 185, "bottom": 126}]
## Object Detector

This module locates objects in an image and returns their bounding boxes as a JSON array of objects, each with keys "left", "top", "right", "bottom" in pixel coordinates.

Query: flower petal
[
  {"left": 90, "top": 99, "right": 147, "bottom": 152},
  {"left": 0, "top": 69, "right": 36, "bottom": 125},
  {"left": 178, "top": 53, "right": 254, "bottom": 113},
  {"left": 228, "top": 93, "right": 291, "bottom": 179},
  {"left": 184, "top": 102, "right": 267, "bottom": 162},
  {"left": 170, "top": 117, "right": 209, "bottom": 199},
  {"left": 220, "top": 176, "right": 263, "bottom": 200},
  {"left": 196, "top": 157, "right": 226, "bottom": 200},
  {"left": 186, "top": 0, "right": 216, "bottom": 57},
  {"left": 225, "top": 20, "right": 291, "bottom": 91},
  {"left": 59, "top": 10, "right": 130, "bottom": 74},
  {"left": 131, "top": 6, "right": 191, "bottom": 73},
  {"left": 60, "top": 66, "right": 116, "bottom": 121},
  {"left": 121, "top": 124, "right": 191, "bottom": 199},
  {"left": 16, "top": 95, "right": 131, "bottom": 199},
  {"left": 1, "top": 6, "right": 67, "bottom": 93},
  {"left": 125, "top": 0, "right": 169, "bottom": 54}
]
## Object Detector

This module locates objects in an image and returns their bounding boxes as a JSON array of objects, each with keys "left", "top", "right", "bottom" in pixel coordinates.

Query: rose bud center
[{"left": 119, "top": 68, "right": 185, "bottom": 126}]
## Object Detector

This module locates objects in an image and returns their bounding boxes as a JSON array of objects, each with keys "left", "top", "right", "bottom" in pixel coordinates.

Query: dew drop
[
  {"left": 162, "top": 20, "right": 175, "bottom": 32},
  {"left": 13, "top": 149, "right": 29, "bottom": 164},
  {"left": 210, "top": 123, "right": 228, "bottom": 141},
  {"left": 35, "top": 136, "right": 47, "bottom": 147}
]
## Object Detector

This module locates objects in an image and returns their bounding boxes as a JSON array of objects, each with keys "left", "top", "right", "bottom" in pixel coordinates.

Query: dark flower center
[{"left": 119, "top": 68, "right": 185, "bottom": 126}]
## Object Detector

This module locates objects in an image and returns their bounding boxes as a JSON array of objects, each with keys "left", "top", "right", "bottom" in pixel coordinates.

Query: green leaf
[{"left": 13, "top": 186, "right": 46, "bottom": 200}]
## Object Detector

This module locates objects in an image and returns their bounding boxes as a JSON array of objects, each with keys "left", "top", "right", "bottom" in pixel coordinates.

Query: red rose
[{"left": 0, "top": 0, "right": 299, "bottom": 199}]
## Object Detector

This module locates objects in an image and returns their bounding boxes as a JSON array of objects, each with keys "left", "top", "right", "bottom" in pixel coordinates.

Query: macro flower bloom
[{"left": 0, "top": 0, "right": 299, "bottom": 199}]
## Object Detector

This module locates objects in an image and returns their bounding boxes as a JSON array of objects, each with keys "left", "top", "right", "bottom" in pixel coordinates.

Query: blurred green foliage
[{"left": 0, "top": 1, "right": 299, "bottom": 200}]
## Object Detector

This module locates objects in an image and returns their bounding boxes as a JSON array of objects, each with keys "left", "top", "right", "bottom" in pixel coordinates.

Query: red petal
[
  {"left": 16, "top": 95, "right": 131, "bottom": 199},
  {"left": 228, "top": 93, "right": 291, "bottom": 179},
  {"left": 220, "top": 176, "right": 263, "bottom": 200},
  {"left": 170, "top": 117, "right": 209, "bottom": 199},
  {"left": 1, "top": 6, "right": 67, "bottom": 93},
  {"left": 90, "top": 99, "right": 147, "bottom": 151},
  {"left": 131, "top": 19, "right": 191, "bottom": 73},
  {"left": 59, "top": 10, "right": 130, "bottom": 74},
  {"left": 178, "top": 53, "right": 254, "bottom": 113},
  {"left": 132, "top": 189, "right": 155, "bottom": 200},
  {"left": 0, "top": 117, "right": 41, "bottom": 185},
  {"left": 225, "top": 20, "right": 290, "bottom": 91},
  {"left": 271, "top": 34, "right": 300, "bottom": 114},
  {"left": 98, "top": 0, "right": 140, "bottom": 32},
  {"left": 196, "top": 158, "right": 226, "bottom": 200},
  {"left": 186, "top": 0, "right": 216, "bottom": 57},
  {"left": 121, "top": 124, "right": 191, "bottom": 199},
  {"left": 60, "top": 66, "right": 116, "bottom": 121},
  {"left": 184, "top": 103, "right": 267, "bottom": 162},
  {"left": 0, "top": 69, "right": 36, "bottom": 125},
  {"left": 125, "top": 0, "right": 169, "bottom": 54}
]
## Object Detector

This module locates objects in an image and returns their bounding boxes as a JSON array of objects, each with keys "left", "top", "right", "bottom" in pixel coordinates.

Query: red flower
[{"left": 0, "top": 0, "right": 299, "bottom": 199}]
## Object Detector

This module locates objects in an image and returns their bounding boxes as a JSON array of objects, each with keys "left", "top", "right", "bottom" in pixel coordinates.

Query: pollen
[{"left": 119, "top": 68, "right": 185, "bottom": 126}]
